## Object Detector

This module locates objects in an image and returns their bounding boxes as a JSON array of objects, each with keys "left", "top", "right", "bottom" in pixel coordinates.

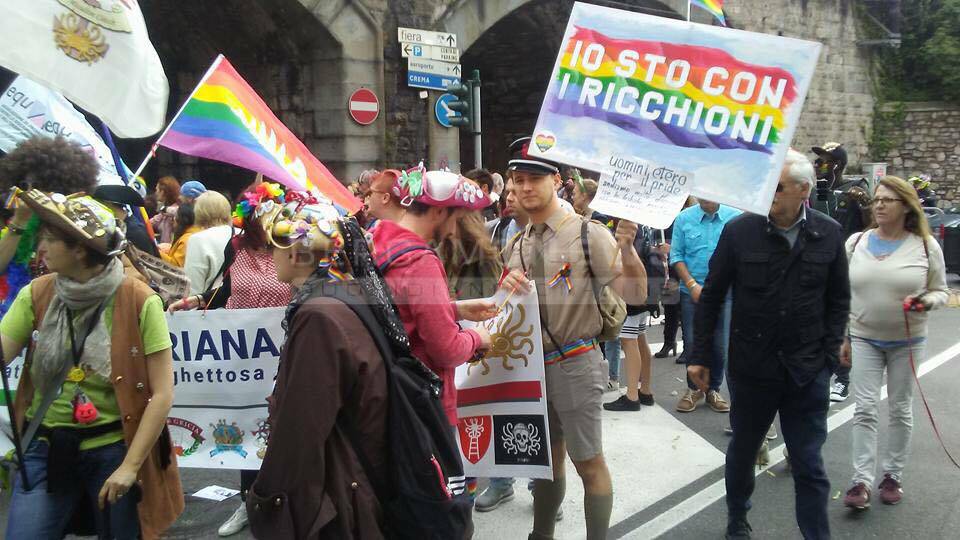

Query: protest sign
[
  {"left": 0, "top": 76, "right": 122, "bottom": 185},
  {"left": 457, "top": 288, "right": 552, "bottom": 480},
  {"left": 530, "top": 2, "right": 821, "bottom": 215},
  {"left": 591, "top": 154, "right": 691, "bottom": 229},
  {"left": 1, "top": 300, "right": 552, "bottom": 475},
  {"left": 165, "top": 308, "right": 283, "bottom": 469}
]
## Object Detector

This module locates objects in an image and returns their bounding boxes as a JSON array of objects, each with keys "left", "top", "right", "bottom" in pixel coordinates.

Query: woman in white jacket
[
  {"left": 184, "top": 191, "right": 233, "bottom": 294},
  {"left": 842, "top": 176, "right": 949, "bottom": 510}
]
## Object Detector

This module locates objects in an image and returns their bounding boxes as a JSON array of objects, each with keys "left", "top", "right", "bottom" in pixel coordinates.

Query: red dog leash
[{"left": 902, "top": 300, "right": 960, "bottom": 469}]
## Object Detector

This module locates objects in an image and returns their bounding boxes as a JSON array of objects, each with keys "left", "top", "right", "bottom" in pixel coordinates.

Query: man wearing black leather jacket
[{"left": 689, "top": 149, "right": 850, "bottom": 540}]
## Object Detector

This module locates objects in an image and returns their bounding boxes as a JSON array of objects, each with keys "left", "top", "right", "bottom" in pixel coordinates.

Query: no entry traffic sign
[{"left": 348, "top": 88, "right": 379, "bottom": 125}]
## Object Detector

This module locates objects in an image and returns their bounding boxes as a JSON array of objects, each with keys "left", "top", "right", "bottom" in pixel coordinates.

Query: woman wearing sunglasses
[{"left": 842, "top": 176, "right": 950, "bottom": 510}]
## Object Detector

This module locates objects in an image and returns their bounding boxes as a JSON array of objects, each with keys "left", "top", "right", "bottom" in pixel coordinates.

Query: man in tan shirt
[{"left": 500, "top": 137, "right": 647, "bottom": 540}]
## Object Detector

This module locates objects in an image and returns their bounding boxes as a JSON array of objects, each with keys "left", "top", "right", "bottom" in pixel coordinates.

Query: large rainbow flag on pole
[
  {"left": 691, "top": 0, "right": 726, "bottom": 26},
  {"left": 152, "top": 55, "right": 361, "bottom": 213}
]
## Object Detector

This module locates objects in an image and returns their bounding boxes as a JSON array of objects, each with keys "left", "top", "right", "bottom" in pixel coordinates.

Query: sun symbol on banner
[
  {"left": 53, "top": 12, "right": 109, "bottom": 64},
  {"left": 468, "top": 303, "right": 534, "bottom": 375}
]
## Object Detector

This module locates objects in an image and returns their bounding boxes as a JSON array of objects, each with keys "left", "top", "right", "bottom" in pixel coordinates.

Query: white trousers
[{"left": 850, "top": 337, "right": 924, "bottom": 486}]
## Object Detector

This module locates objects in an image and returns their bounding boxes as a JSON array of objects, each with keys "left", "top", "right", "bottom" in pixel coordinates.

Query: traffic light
[{"left": 445, "top": 80, "right": 473, "bottom": 132}]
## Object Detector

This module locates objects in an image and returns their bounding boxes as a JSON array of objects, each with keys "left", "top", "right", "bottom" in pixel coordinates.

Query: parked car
[{"left": 926, "top": 207, "right": 960, "bottom": 276}]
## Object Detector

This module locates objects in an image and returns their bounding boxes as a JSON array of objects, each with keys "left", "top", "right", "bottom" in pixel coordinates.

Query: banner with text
[
  {"left": 529, "top": 2, "right": 821, "bottom": 215},
  {"left": 165, "top": 308, "right": 283, "bottom": 469},
  {"left": 3, "top": 302, "right": 553, "bottom": 475},
  {"left": 0, "top": 76, "right": 122, "bottom": 185},
  {"left": 1, "top": 308, "right": 283, "bottom": 469},
  {"left": 457, "top": 288, "right": 552, "bottom": 480}
]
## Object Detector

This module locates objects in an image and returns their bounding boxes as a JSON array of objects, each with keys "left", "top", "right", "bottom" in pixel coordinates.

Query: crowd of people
[{"left": 0, "top": 133, "right": 950, "bottom": 540}]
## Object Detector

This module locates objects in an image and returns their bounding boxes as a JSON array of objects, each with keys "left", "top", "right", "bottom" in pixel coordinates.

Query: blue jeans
[
  {"left": 6, "top": 440, "right": 141, "bottom": 539},
  {"left": 603, "top": 340, "right": 621, "bottom": 382},
  {"left": 680, "top": 291, "right": 731, "bottom": 391},
  {"left": 725, "top": 368, "right": 831, "bottom": 539}
]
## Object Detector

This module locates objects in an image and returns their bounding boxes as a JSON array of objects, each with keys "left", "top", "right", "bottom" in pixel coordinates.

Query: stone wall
[
  {"left": 883, "top": 102, "right": 960, "bottom": 208},
  {"left": 725, "top": 0, "right": 875, "bottom": 165}
]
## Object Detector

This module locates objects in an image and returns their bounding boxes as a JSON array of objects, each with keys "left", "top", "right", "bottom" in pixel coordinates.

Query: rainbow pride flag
[
  {"left": 157, "top": 55, "right": 361, "bottom": 213},
  {"left": 548, "top": 27, "right": 797, "bottom": 154},
  {"left": 692, "top": 0, "right": 726, "bottom": 26}
]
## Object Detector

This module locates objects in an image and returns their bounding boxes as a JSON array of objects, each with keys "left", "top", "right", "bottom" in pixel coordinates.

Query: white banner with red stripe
[{"left": 457, "top": 288, "right": 553, "bottom": 480}]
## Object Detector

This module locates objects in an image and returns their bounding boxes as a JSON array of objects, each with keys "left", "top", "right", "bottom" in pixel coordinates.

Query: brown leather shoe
[{"left": 676, "top": 388, "right": 704, "bottom": 412}]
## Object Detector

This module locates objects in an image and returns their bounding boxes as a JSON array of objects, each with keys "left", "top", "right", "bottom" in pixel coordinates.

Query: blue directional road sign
[
  {"left": 407, "top": 71, "right": 459, "bottom": 92},
  {"left": 435, "top": 93, "right": 461, "bottom": 128}
]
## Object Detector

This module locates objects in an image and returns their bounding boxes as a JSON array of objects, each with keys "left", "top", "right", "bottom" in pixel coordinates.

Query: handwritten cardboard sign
[{"left": 590, "top": 154, "right": 690, "bottom": 229}]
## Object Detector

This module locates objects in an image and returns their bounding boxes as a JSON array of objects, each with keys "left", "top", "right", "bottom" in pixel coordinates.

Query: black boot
[{"left": 654, "top": 343, "right": 677, "bottom": 358}]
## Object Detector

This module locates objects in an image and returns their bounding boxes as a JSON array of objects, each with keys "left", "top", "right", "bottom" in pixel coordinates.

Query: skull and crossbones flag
[{"left": 456, "top": 288, "right": 553, "bottom": 480}]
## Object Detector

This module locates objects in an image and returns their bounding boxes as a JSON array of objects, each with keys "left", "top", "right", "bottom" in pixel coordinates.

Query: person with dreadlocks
[
  {"left": 244, "top": 196, "right": 392, "bottom": 538},
  {"left": 0, "top": 136, "right": 99, "bottom": 317}
]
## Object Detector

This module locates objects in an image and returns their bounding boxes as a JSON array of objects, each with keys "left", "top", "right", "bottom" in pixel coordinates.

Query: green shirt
[{"left": 0, "top": 284, "right": 172, "bottom": 450}]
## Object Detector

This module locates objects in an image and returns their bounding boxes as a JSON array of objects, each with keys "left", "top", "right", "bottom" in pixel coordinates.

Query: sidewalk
[{"left": 472, "top": 390, "right": 723, "bottom": 539}]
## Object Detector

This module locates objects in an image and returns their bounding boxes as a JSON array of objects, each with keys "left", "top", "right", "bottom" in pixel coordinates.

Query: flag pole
[
  {"left": 130, "top": 54, "right": 226, "bottom": 179},
  {"left": 686, "top": 0, "right": 692, "bottom": 21}
]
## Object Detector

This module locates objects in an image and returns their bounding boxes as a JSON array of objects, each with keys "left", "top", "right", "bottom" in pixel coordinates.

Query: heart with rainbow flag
[
  {"left": 144, "top": 55, "right": 361, "bottom": 213},
  {"left": 529, "top": 2, "right": 821, "bottom": 215}
]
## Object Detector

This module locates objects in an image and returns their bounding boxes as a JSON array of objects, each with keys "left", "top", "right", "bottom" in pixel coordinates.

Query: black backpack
[
  {"left": 326, "top": 222, "right": 472, "bottom": 539},
  {"left": 627, "top": 226, "right": 669, "bottom": 316}
]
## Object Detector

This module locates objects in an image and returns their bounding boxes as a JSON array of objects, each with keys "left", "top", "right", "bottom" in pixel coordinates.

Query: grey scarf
[{"left": 32, "top": 258, "right": 125, "bottom": 396}]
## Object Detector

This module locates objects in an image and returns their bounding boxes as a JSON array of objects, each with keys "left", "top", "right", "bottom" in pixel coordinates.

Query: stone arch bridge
[{"left": 130, "top": 0, "right": 873, "bottom": 192}]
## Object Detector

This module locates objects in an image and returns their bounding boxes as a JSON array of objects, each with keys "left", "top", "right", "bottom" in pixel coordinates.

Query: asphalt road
[{"left": 3, "top": 275, "right": 959, "bottom": 539}]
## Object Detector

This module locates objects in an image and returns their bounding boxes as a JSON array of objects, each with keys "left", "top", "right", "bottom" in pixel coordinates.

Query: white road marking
[
  {"left": 472, "top": 401, "right": 724, "bottom": 539},
  {"left": 628, "top": 341, "right": 960, "bottom": 539}
]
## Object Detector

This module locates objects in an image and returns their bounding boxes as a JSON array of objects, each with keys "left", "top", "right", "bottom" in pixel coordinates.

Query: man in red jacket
[{"left": 372, "top": 166, "right": 496, "bottom": 426}]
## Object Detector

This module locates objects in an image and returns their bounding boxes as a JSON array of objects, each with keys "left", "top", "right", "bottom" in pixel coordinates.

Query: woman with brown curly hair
[
  {"left": 150, "top": 176, "right": 181, "bottom": 244},
  {"left": 0, "top": 136, "right": 100, "bottom": 317}
]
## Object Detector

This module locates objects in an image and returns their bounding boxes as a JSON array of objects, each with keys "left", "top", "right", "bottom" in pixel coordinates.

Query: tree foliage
[
  {"left": 870, "top": 0, "right": 960, "bottom": 103},
  {"left": 920, "top": 0, "right": 960, "bottom": 101}
]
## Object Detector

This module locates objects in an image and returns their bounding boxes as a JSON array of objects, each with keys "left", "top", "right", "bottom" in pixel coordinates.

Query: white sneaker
[
  {"left": 606, "top": 379, "right": 620, "bottom": 392},
  {"left": 218, "top": 503, "right": 249, "bottom": 537},
  {"left": 830, "top": 381, "right": 849, "bottom": 402}
]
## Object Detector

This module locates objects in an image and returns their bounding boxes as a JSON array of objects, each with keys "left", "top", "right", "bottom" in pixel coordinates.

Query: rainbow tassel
[
  {"left": 318, "top": 257, "right": 348, "bottom": 282},
  {"left": 547, "top": 263, "right": 573, "bottom": 293}
]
